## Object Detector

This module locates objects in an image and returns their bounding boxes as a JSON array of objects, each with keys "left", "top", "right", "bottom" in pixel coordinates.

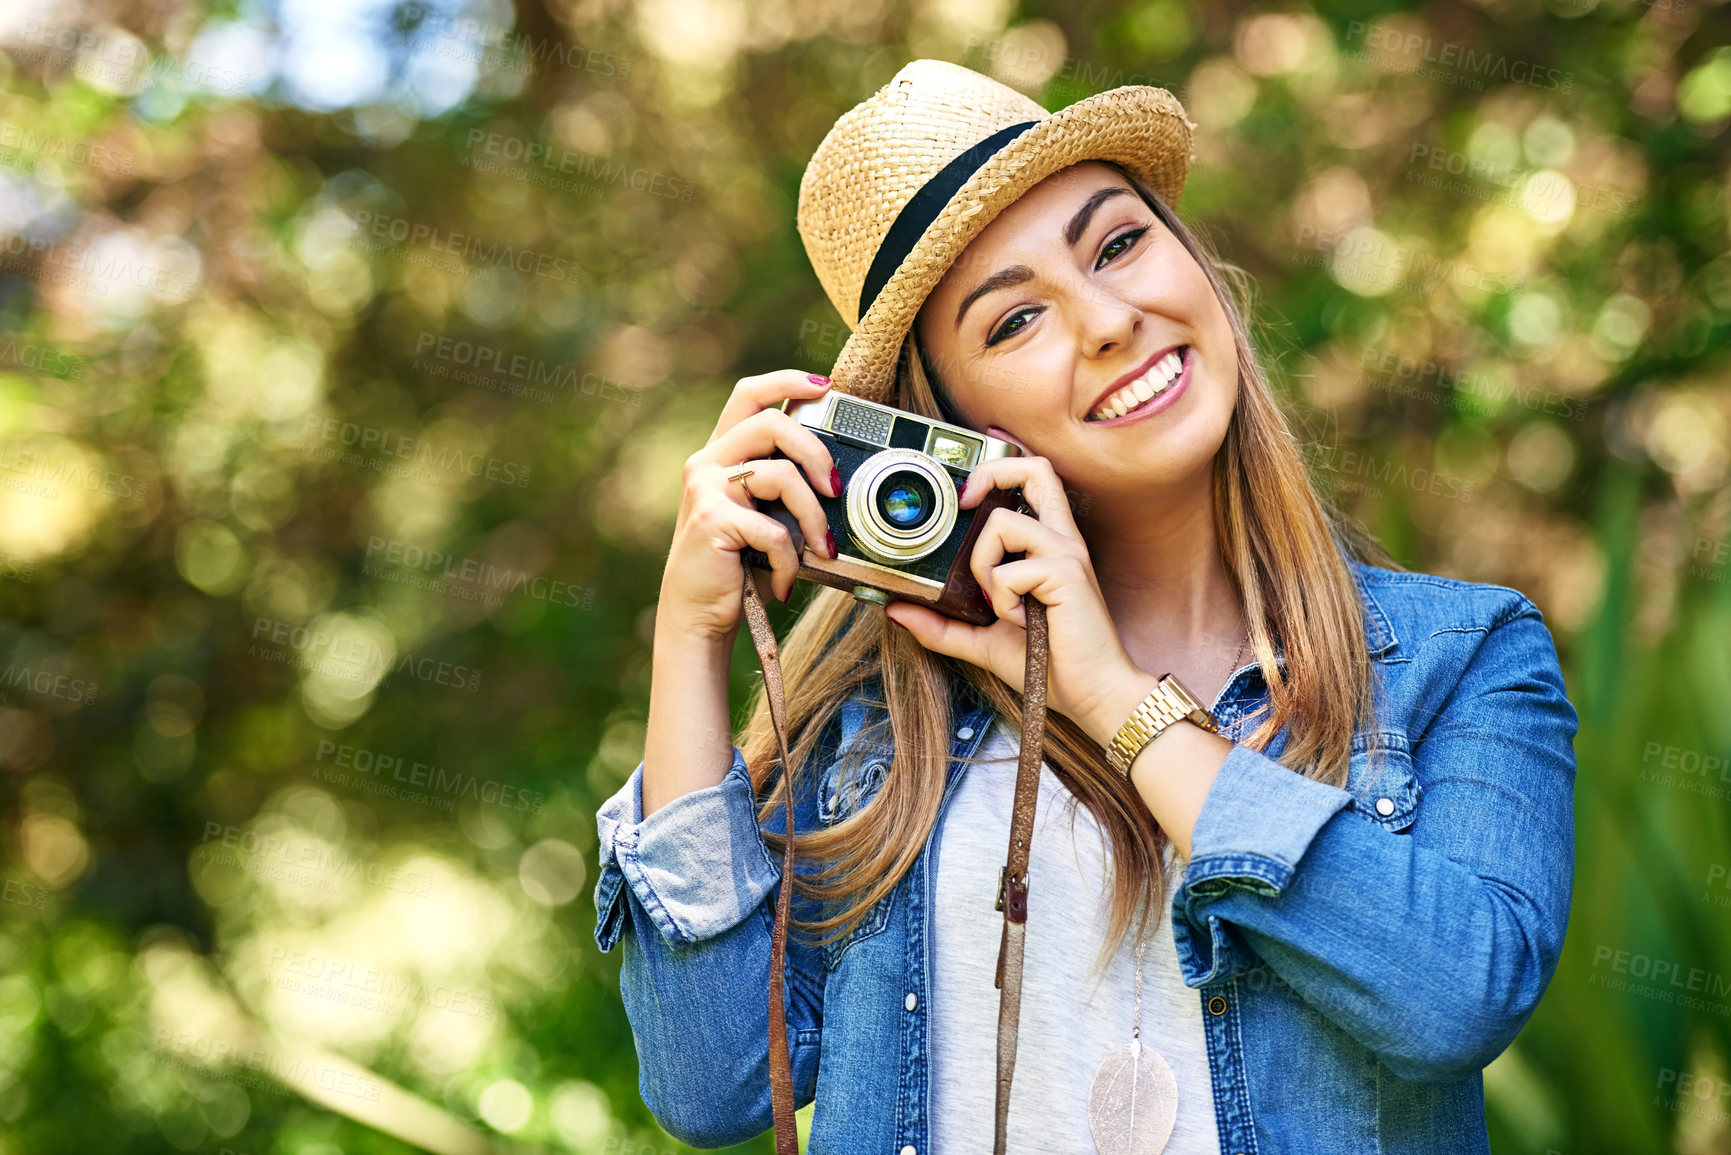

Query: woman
[{"left": 594, "top": 60, "right": 1577, "bottom": 1155}]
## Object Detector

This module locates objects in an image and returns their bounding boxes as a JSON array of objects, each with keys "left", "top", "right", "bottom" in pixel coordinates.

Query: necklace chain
[{"left": 1226, "top": 621, "right": 1250, "bottom": 686}]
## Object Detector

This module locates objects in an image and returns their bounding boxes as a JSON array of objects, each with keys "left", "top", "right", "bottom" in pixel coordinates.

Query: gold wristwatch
[{"left": 1105, "top": 674, "right": 1221, "bottom": 777}]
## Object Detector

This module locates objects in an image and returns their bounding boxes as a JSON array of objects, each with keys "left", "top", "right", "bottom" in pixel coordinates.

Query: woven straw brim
[{"left": 828, "top": 86, "right": 1195, "bottom": 406}]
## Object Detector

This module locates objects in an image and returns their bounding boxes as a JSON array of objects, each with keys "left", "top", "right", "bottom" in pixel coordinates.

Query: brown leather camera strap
[
  {"left": 740, "top": 566, "right": 801, "bottom": 1155},
  {"left": 992, "top": 590, "right": 1047, "bottom": 1155},
  {"left": 740, "top": 566, "right": 1049, "bottom": 1155}
]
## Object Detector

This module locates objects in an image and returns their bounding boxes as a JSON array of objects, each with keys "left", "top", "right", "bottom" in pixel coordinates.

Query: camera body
[{"left": 743, "top": 391, "right": 1024, "bottom": 626}]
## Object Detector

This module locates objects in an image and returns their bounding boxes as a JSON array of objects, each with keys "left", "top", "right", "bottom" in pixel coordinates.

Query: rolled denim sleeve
[
  {"left": 592, "top": 746, "right": 825, "bottom": 1148},
  {"left": 1172, "top": 593, "right": 1578, "bottom": 1083},
  {"left": 593, "top": 747, "right": 782, "bottom": 953}
]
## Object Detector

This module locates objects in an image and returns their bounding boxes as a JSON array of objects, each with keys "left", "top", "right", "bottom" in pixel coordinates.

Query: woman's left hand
[{"left": 883, "top": 451, "right": 1152, "bottom": 747}]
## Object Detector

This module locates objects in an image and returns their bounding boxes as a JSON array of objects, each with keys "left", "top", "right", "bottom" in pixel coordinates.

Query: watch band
[{"left": 1105, "top": 674, "right": 1221, "bottom": 777}]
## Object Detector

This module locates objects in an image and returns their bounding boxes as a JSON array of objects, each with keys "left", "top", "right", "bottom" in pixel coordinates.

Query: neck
[{"left": 1080, "top": 466, "right": 1245, "bottom": 679}]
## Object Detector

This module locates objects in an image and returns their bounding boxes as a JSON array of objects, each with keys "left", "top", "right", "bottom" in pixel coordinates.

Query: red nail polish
[
  {"left": 825, "top": 529, "right": 838, "bottom": 559},
  {"left": 829, "top": 466, "right": 844, "bottom": 496},
  {"left": 808, "top": 374, "right": 831, "bottom": 385}
]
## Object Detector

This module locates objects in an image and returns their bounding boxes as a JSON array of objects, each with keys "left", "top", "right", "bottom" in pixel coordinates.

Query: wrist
[
  {"left": 1082, "top": 664, "right": 1161, "bottom": 749},
  {"left": 654, "top": 607, "right": 741, "bottom": 658}
]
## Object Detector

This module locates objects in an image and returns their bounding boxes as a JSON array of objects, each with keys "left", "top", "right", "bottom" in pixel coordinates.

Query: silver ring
[{"left": 727, "top": 461, "right": 756, "bottom": 500}]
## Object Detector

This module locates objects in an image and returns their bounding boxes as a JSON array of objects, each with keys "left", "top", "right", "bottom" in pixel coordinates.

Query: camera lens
[
  {"left": 845, "top": 448, "right": 960, "bottom": 565},
  {"left": 877, "top": 472, "right": 935, "bottom": 530}
]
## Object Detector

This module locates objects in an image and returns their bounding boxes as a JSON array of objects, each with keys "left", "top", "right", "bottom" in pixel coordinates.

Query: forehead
[{"left": 935, "top": 161, "right": 1134, "bottom": 285}]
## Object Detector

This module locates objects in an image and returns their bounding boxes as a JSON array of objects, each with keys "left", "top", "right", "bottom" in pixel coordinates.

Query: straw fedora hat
[{"left": 796, "top": 58, "right": 1197, "bottom": 406}]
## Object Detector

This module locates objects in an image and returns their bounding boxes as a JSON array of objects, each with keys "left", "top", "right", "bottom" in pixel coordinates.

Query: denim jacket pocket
[
  {"left": 818, "top": 753, "right": 891, "bottom": 826},
  {"left": 822, "top": 887, "right": 895, "bottom": 971},
  {"left": 1344, "top": 730, "right": 1420, "bottom": 832},
  {"left": 814, "top": 743, "right": 894, "bottom": 969}
]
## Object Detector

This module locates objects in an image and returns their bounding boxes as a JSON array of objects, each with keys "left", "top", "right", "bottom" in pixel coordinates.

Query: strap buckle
[{"left": 995, "top": 865, "right": 1029, "bottom": 923}]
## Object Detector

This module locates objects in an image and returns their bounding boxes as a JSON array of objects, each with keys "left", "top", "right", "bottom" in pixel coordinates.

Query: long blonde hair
[{"left": 739, "top": 162, "right": 1396, "bottom": 975}]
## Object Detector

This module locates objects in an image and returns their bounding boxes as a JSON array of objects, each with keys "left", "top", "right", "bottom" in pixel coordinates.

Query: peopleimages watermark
[
  {"left": 267, "top": 946, "right": 497, "bottom": 1020},
  {"left": 0, "top": 662, "right": 100, "bottom": 707},
  {"left": 1588, "top": 944, "right": 1731, "bottom": 1017},
  {"left": 313, "top": 740, "right": 547, "bottom": 814},
  {"left": 363, "top": 535, "right": 594, "bottom": 612},
  {"left": 794, "top": 318, "right": 848, "bottom": 368},
  {"left": 299, "top": 415, "right": 532, "bottom": 490},
  {"left": 961, "top": 34, "right": 1164, "bottom": 94},
  {"left": 13, "top": 20, "right": 251, "bottom": 93},
  {"left": 1404, "top": 143, "right": 1641, "bottom": 220},
  {"left": 0, "top": 120, "right": 133, "bottom": 175},
  {"left": 1304, "top": 441, "right": 1475, "bottom": 503},
  {"left": 1638, "top": 739, "right": 1731, "bottom": 801},
  {"left": 0, "top": 337, "right": 86, "bottom": 378},
  {"left": 153, "top": 1028, "right": 384, "bottom": 1101},
  {"left": 349, "top": 210, "right": 578, "bottom": 282},
  {"left": 1343, "top": 22, "right": 1574, "bottom": 94},
  {"left": 1293, "top": 226, "right": 1524, "bottom": 294},
  {"left": 1, "top": 876, "right": 49, "bottom": 912},
  {"left": 1689, "top": 538, "right": 1730, "bottom": 588},
  {"left": 1701, "top": 863, "right": 1731, "bottom": 909},
  {"left": 197, "top": 822, "right": 436, "bottom": 899},
  {"left": 0, "top": 443, "right": 149, "bottom": 503},
  {"left": 412, "top": 331, "right": 645, "bottom": 407},
  {"left": 1655, "top": 1066, "right": 1731, "bottom": 1124},
  {"left": 0, "top": 231, "right": 201, "bottom": 300},
  {"left": 1359, "top": 345, "right": 1588, "bottom": 422},
  {"left": 463, "top": 130, "right": 694, "bottom": 203},
  {"left": 248, "top": 615, "right": 484, "bottom": 695},
  {"left": 399, "top": 6, "right": 631, "bottom": 81}
]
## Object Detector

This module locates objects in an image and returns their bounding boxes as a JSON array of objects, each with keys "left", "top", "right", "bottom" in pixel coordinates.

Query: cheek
[{"left": 948, "top": 342, "right": 1074, "bottom": 426}]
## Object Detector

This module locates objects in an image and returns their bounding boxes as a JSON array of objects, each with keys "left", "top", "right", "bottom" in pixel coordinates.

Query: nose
[{"left": 1074, "top": 280, "right": 1140, "bottom": 359}]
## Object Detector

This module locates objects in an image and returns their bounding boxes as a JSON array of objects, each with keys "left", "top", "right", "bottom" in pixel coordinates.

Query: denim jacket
[{"left": 592, "top": 559, "right": 1579, "bottom": 1153}]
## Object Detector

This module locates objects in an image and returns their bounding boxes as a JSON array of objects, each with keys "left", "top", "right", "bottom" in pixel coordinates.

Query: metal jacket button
[
  {"left": 1375, "top": 797, "right": 1395, "bottom": 816},
  {"left": 1208, "top": 995, "right": 1227, "bottom": 1015},
  {"left": 957, "top": 726, "right": 974, "bottom": 741},
  {"left": 900, "top": 1145, "right": 917, "bottom": 1155},
  {"left": 905, "top": 992, "right": 917, "bottom": 1011}
]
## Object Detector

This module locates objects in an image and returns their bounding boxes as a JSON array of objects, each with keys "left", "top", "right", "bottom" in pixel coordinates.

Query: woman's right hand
[{"left": 658, "top": 369, "right": 844, "bottom": 641}]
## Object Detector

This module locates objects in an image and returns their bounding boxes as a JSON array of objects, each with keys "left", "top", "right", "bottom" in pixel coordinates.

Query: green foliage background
[{"left": 0, "top": 0, "right": 1728, "bottom": 1152}]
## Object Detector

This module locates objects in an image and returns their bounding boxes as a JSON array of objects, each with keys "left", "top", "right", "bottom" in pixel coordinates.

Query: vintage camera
[{"left": 742, "top": 391, "right": 1024, "bottom": 626}]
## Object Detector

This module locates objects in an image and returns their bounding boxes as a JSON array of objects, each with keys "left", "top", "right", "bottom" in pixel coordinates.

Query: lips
[{"left": 1085, "top": 345, "right": 1190, "bottom": 422}]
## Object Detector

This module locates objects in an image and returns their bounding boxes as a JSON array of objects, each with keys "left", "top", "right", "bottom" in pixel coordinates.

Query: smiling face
[{"left": 913, "top": 161, "right": 1238, "bottom": 500}]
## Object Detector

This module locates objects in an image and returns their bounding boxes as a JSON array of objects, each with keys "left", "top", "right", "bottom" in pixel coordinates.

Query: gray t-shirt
[{"left": 930, "top": 720, "right": 1222, "bottom": 1154}]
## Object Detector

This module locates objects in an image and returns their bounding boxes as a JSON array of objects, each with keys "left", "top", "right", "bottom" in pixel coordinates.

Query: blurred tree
[{"left": 0, "top": 0, "right": 1726, "bottom": 1152}]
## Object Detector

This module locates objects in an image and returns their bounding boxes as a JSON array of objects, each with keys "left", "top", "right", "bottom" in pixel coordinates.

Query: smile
[{"left": 1084, "top": 345, "right": 1191, "bottom": 423}]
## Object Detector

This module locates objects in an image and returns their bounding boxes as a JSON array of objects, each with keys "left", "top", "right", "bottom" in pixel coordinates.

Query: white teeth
[{"left": 1089, "top": 347, "right": 1187, "bottom": 421}]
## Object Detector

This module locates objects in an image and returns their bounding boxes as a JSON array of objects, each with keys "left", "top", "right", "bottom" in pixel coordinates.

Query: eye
[
  {"left": 1094, "top": 227, "right": 1148, "bottom": 270},
  {"left": 986, "top": 306, "right": 1041, "bottom": 347}
]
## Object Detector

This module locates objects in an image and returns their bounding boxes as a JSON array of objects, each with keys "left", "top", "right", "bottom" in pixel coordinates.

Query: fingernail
[
  {"left": 825, "top": 529, "right": 838, "bottom": 559},
  {"left": 808, "top": 374, "right": 831, "bottom": 386},
  {"left": 777, "top": 586, "right": 789, "bottom": 604},
  {"left": 829, "top": 466, "right": 844, "bottom": 496}
]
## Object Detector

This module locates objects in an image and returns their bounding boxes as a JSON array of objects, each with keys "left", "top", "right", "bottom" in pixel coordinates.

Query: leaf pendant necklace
[{"left": 1086, "top": 922, "right": 1178, "bottom": 1154}]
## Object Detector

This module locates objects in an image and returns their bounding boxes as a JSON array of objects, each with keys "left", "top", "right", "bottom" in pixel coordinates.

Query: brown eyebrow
[
  {"left": 952, "top": 187, "right": 1137, "bottom": 331},
  {"left": 1063, "top": 186, "right": 1132, "bottom": 246},
  {"left": 953, "top": 264, "right": 1035, "bottom": 329}
]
